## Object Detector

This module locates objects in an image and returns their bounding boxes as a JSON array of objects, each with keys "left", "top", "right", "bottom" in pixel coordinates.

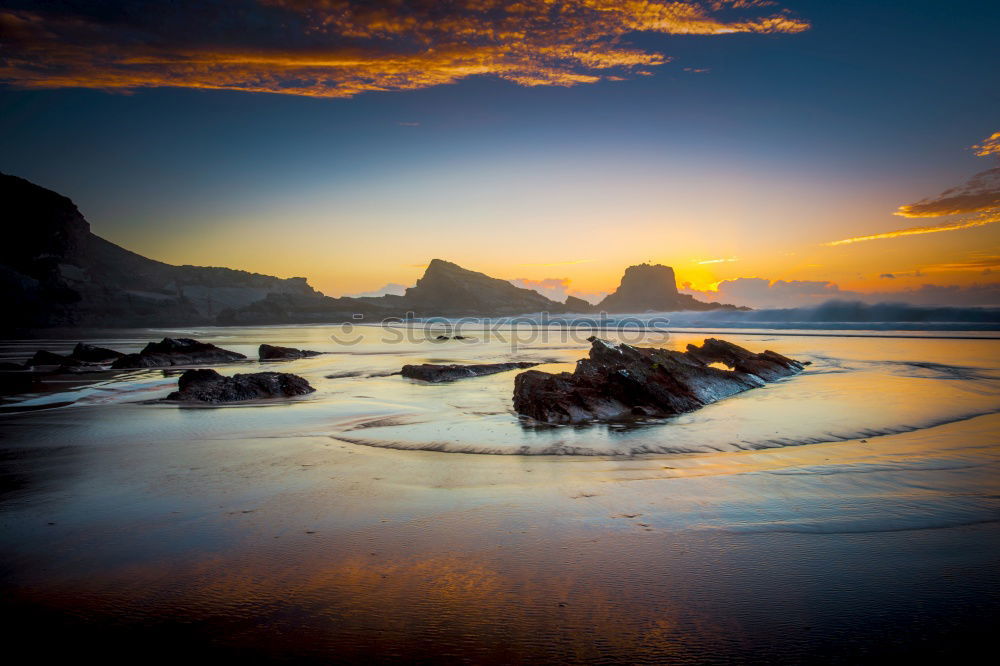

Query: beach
[{"left": 1, "top": 326, "right": 998, "bottom": 663}]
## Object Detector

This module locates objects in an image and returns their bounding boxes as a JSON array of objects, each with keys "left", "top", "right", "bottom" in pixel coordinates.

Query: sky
[{"left": 1, "top": 0, "right": 998, "bottom": 307}]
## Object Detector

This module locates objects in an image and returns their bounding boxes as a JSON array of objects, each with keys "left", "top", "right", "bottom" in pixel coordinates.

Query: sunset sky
[{"left": 1, "top": 0, "right": 998, "bottom": 306}]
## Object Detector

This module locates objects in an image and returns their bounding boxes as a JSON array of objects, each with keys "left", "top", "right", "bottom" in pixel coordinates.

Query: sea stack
[
  {"left": 400, "top": 259, "right": 567, "bottom": 316},
  {"left": 597, "top": 263, "right": 744, "bottom": 313}
]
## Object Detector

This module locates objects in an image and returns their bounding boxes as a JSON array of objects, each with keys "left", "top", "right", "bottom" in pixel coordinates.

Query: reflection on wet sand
[{"left": 1, "top": 327, "right": 998, "bottom": 662}]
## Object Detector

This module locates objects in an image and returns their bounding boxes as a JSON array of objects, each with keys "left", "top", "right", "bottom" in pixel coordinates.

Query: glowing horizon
[{"left": 1, "top": 0, "right": 997, "bottom": 308}]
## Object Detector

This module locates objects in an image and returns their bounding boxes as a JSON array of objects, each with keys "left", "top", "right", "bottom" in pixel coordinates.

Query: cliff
[
  {"left": 1, "top": 173, "right": 323, "bottom": 329},
  {"left": 1, "top": 175, "right": 744, "bottom": 329},
  {"left": 597, "top": 263, "right": 743, "bottom": 313},
  {"left": 399, "top": 259, "right": 567, "bottom": 316}
]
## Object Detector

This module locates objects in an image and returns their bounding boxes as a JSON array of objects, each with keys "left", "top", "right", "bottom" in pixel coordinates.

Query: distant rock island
[
  {"left": 1, "top": 174, "right": 741, "bottom": 329},
  {"left": 356, "top": 259, "right": 569, "bottom": 317},
  {"left": 597, "top": 263, "right": 744, "bottom": 313}
]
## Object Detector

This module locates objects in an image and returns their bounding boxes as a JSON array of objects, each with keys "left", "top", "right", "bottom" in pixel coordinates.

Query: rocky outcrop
[
  {"left": 221, "top": 259, "right": 573, "bottom": 323},
  {"left": 402, "top": 361, "right": 539, "bottom": 383},
  {"left": 1, "top": 173, "right": 325, "bottom": 330},
  {"left": 512, "top": 337, "right": 805, "bottom": 424},
  {"left": 564, "top": 295, "right": 596, "bottom": 313},
  {"left": 24, "top": 350, "right": 78, "bottom": 368},
  {"left": 399, "top": 259, "right": 568, "bottom": 316},
  {"left": 596, "top": 263, "right": 744, "bottom": 313},
  {"left": 684, "top": 338, "right": 806, "bottom": 382},
  {"left": 70, "top": 343, "right": 124, "bottom": 364},
  {"left": 22, "top": 343, "right": 123, "bottom": 369},
  {"left": 217, "top": 292, "right": 392, "bottom": 326},
  {"left": 2, "top": 175, "right": 753, "bottom": 328},
  {"left": 112, "top": 338, "right": 246, "bottom": 368},
  {"left": 259, "top": 343, "right": 322, "bottom": 360},
  {"left": 166, "top": 368, "right": 314, "bottom": 403}
]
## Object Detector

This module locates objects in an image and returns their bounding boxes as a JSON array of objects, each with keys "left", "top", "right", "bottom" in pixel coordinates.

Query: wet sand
[{"left": 1, "top": 327, "right": 998, "bottom": 663}]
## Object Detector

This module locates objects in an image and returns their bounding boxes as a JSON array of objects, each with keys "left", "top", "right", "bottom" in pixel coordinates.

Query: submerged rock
[
  {"left": 112, "top": 338, "right": 246, "bottom": 368},
  {"left": 22, "top": 348, "right": 111, "bottom": 373},
  {"left": 402, "top": 361, "right": 540, "bottom": 383},
  {"left": 70, "top": 342, "right": 123, "bottom": 364},
  {"left": 512, "top": 337, "right": 805, "bottom": 424},
  {"left": 258, "top": 343, "right": 322, "bottom": 360},
  {"left": 166, "top": 368, "right": 315, "bottom": 403},
  {"left": 24, "top": 350, "right": 77, "bottom": 367}
]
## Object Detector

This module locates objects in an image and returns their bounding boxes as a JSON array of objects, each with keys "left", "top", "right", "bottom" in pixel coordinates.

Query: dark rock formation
[
  {"left": 398, "top": 259, "right": 568, "bottom": 316},
  {"left": 259, "top": 344, "right": 322, "bottom": 360},
  {"left": 2, "top": 175, "right": 751, "bottom": 328},
  {"left": 112, "top": 338, "right": 246, "bottom": 368},
  {"left": 402, "top": 361, "right": 540, "bottom": 383},
  {"left": 220, "top": 259, "right": 576, "bottom": 324},
  {"left": 21, "top": 347, "right": 122, "bottom": 373},
  {"left": 21, "top": 348, "right": 114, "bottom": 373},
  {"left": 166, "top": 368, "right": 315, "bottom": 403},
  {"left": 512, "top": 337, "right": 805, "bottom": 424},
  {"left": 564, "top": 295, "right": 596, "bottom": 313},
  {"left": 596, "top": 263, "right": 744, "bottom": 313},
  {"left": 70, "top": 343, "right": 124, "bottom": 363},
  {"left": 685, "top": 338, "right": 808, "bottom": 382},
  {"left": 1, "top": 173, "right": 326, "bottom": 330},
  {"left": 24, "top": 350, "right": 78, "bottom": 367},
  {"left": 217, "top": 292, "right": 390, "bottom": 326}
]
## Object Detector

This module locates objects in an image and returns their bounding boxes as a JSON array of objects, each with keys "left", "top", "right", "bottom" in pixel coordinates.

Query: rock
[
  {"left": 402, "top": 361, "right": 540, "bottom": 383},
  {"left": 564, "top": 295, "right": 596, "bottom": 313},
  {"left": 112, "top": 338, "right": 246, "bottom": 368},
  {"left": 23, "top": 348, "right": 110, "bottom": 373},
  {"left": 512, "top": 336, "right": 805, "bottom": 424},
  {"left": 398, "top": 259, "right": 568, "bottom": 316},
  {"left": 258, "top": 343, "right": 322, "bottom": 360},
  {"left": 24, "top": 350, "right": 78, "bottom": 367},
  {"left": 70, "top": 342, "right": 123, "bottom": 363},
  {"left": 435, "top": 335, "right": 450, "bottom": 340},
  {"left": 596, "top": 263, "right": 745, "bottom": 313},
  {"left": 217, "top": 292, "right": 386, "bottom": 326},
  {"left": 685, "top": 338, "right": 808, "bottom": 382},
  {"left": 166, "top": 368, "right": 315, "bottom": 403},
  {"left": 1, "top": 173, "right": 328, "bottom": 330}
]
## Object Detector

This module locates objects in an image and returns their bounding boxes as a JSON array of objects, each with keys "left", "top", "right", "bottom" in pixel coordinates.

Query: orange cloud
[
  {"left": 0, "top": 1, "right": 808, "bottom": 98},
  {"left": 894, "top": 167, "right": 1000, "bottom": 218},
  {"left": 696, "top": 257, "right": 738, "bottom": 264},
  {"left": 825, "top": 209, "right": 1000, "bottom": 246},
  {"left": 973, "top": 131, "right": 1000, "bottom": 158},
  {"left": 828, "top": 131, "right": 1000, "bottom": 246}
]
